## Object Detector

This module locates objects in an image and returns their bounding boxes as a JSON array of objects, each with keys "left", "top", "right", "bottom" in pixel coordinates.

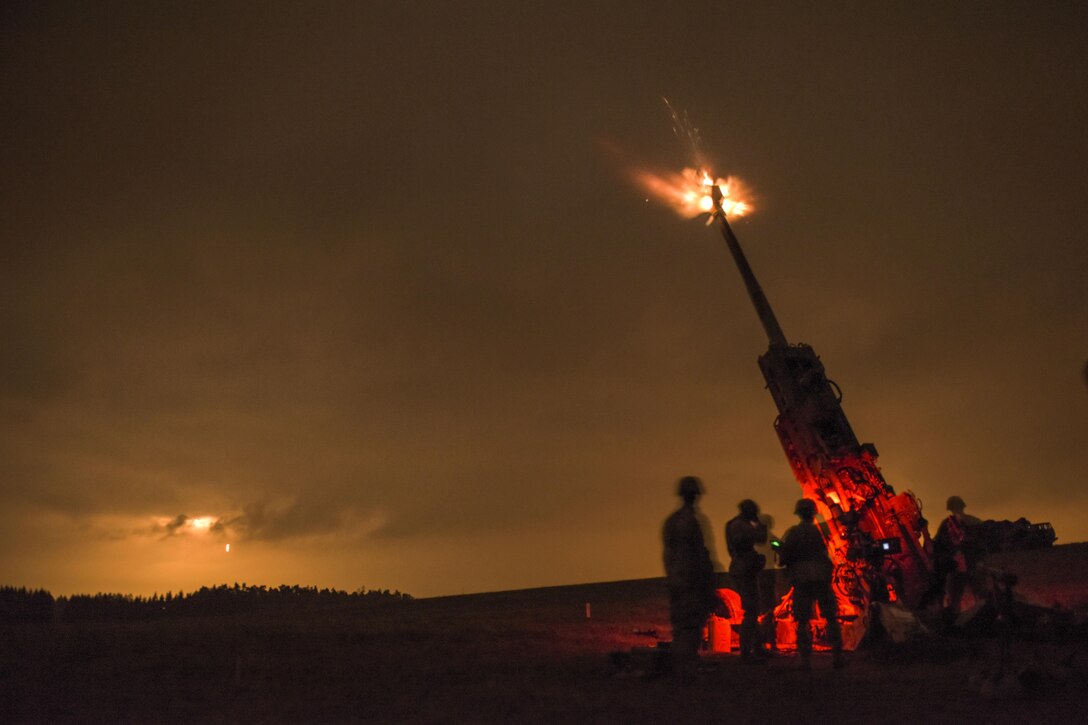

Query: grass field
[{"left": 3, "top": 546, "right": 1088, "bottom": 723}]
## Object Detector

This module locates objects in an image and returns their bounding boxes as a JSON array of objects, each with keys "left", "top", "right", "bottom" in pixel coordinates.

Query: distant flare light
[
  {"left": 634, "top": 166, "right": 752, "bottom": 220},
  {"left": 153, "top": 514, "right": 218, "bottom": 536},
  {"left": 189, "top": 517, "right": 213, "bottom": 531}
]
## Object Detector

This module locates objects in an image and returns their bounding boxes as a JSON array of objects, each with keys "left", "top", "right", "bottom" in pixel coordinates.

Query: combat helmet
[
  {"left": 738, "top": 499, "right": 759, "bottom": 518},
  {"left": 794, "top": 498, "right": 817, "bottom": 518},
  {"left": 677, "top": 476, "right": 704, "bottom": 498},
  {"left": 946, "top": 495, "right": 966, "bottom": 512}
]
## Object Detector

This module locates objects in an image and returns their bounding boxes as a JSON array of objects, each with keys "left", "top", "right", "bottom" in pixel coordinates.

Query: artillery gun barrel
[{"left": 714, "top": 211, "right": 788, "bottom": 348}]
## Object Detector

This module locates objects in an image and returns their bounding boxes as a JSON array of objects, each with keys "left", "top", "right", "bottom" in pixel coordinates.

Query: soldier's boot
[
  {"left": 738, "top": 630, "right": 754, "bottom": 663},
  {"left": 798, "top": 649, "right": 812, "bottom": 671},
  {"left": 740, "top": 620, "right": 767, "bottom": 663},
  {"left": 939, "top": 607, "right": 958, "bottom": 634}
]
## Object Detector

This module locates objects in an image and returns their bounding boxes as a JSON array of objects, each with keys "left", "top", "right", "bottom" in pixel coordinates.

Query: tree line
[{"left": 0, "top": 584, "right": 412, "bottom": 623}]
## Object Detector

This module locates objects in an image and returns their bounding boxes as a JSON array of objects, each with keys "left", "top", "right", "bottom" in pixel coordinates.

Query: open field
[{"left": 3, "top": 544, "right": 1088, "bottom": 724}]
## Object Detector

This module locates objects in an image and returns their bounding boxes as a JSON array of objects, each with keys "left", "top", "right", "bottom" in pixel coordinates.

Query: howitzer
[{"left": 709, "top": 184, "right": 933, "bottom": 646}]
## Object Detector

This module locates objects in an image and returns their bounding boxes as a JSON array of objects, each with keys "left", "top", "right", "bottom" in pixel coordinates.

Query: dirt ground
[{"left": 3, "top": 544, "right": 1088, "bottom": 724}]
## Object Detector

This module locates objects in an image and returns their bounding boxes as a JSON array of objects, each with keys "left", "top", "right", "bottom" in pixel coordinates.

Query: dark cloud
[
  {"left": 218, "top": 499, "right": 383, "bottom": 543},
  {"left": 161, "top": 515, "right": 191, "bottom": 537}
]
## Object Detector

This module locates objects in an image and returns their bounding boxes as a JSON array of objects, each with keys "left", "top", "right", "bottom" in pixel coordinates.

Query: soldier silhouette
[
  {"left": 725, "top": 499, "right": 768, "bottom": 661},
  {"left": 780, "top": 498, "right": 844, "bottom": 670},
  {"left": 662, "top": 476, "right": 719, "bottom": 682}
]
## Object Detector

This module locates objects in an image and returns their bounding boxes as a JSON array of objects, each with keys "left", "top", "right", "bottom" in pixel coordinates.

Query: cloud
[
  {"left": 133, "top": 502, "right": 385, "bottom": 543},
  {"left": 159, "top": 514, "right": 191, "bottom": 537},
  {"left": 139, "top": 499, "right": 392, "bottom": 544}
]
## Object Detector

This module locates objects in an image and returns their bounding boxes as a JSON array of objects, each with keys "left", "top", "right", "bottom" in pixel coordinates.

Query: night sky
[{"left": 2, "top": 2, "right": 1086, "bottom": 598}]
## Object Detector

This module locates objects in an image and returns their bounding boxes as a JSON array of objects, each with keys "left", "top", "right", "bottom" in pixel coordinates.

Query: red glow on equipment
[
  {"left": 635, "top": 128, "right": 936, "bottom": 651},
  {"left": 702, "top": 186, "right": 933, "bottom": 651},
  {"left": 706, "top": 588, "right": 743, "bottom": 652}
]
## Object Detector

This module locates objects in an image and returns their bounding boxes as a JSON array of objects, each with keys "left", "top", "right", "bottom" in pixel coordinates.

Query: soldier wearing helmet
[
  {"left": 920, "top": 495, "right": 983, "bottom": 626},
  {"left": 780, "top": 498, "right": 844, "bottom": 670},
  {"left": 662, "top": 476, "right": 718, "bottom": 682},
  {"left": 725, "top": 498, "right": 769, "bottom": 661}
]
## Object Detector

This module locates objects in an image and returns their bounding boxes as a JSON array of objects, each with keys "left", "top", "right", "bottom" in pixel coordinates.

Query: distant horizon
[{"left": 9, "top": 539, "right": 1084, "bottom": 601}]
